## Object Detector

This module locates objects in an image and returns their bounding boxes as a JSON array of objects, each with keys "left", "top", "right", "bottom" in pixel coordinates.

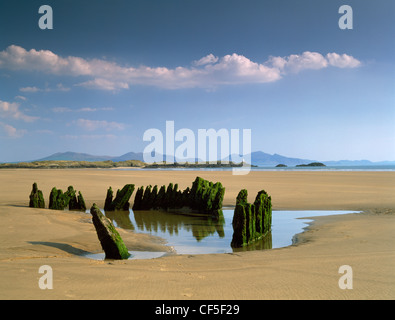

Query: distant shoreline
[
  {"left": 0, "top": 160, "right": 145, "bottom": 169},
  {"left": 1, "top": 160, "right": 394, "bottom": 171},
  {"left": 0, "top": 160, "right": 254, "bottom": 170},
  {"left": 143, "top": 162, "right": 256, "bottom": 169}
]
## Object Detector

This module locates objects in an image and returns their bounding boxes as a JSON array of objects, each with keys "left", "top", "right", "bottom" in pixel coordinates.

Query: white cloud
[
  {"left": 78, "top": 107, "right": 96, "bottom": 112},
  {"left": 267, "top": 51, "right": 360, "bottom": 74},
  {"left": 0, "top": 123, "right": 26, "bottom": 138},
  {"left": 0, "top": 45, "right": 362, "bottom": 91},
  {"left": 53, "top": 106, "right": 114, "bottom": 113},
  {"left": 76, "top": 78, "right": 129, "bottom": 91},
  {"left": 205, "top": 53, "right": 282, "bottom": 84},
  {"left": 326, "top": 52, "right": 361, "bottom": 68},
  {"left": 267, "top": 51, "right": 328, "bottom": 73},
  {"left": 78, "top": 107, "right": 114, "bottom": 112},
  {"left": 0, "top": 45, "right": 92, "bottom": 76},
  {"left": 73, "top": 118, "right": 125, "bottom": 131},
  {"left": 19, "top": 83, "right": 70, "bottom": 93},
  {"left": 267, "top": 56, "right": 287, "bottom": 70},
  {"left": 0, "top": 99, "right": 38, "bottom": 122},
  {"left": 193, "top": 54, "right": 219, "bottom": 66},
  {"left": 283, "top": 51, "right": 328, "bottom": 73},
  {"left": 51, "top": 107, "right": 114, "bottom": 113},
  {"left": 19, "top": 86, "right": 40, "bottom": 93}
]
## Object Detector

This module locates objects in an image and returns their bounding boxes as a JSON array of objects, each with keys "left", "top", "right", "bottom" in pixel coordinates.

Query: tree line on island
[
  {"left": 276, "top": 162, "right": 326, "bottom": 167},
  {"left": 28, "top": 176, "right": 272, "bottom": 259}
]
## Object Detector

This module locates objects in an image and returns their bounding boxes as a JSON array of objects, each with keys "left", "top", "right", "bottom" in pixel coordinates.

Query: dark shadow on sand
[{"left": 28, "top": 241, "right": 91, "bottom": 256}]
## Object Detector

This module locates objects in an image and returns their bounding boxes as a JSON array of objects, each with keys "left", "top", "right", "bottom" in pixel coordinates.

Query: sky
[{"left": 0, "top": 0, "right": 394, "bottom": 163}]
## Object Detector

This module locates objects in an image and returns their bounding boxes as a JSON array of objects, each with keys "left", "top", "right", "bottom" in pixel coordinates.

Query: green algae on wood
[
  {"left": 48, "top": 187, "right": 67, "bottom": 210},
  {"left": 90, "top": 204, "right": 130, "bottom": 260},
  {"left": 29, "top": 182, "right": 45, "bottom": 208},
  {"left": 132, "top": 176, "right": 225, "bottom": 217},
  {"left": 104, "top": 184, "right": 135, "bottom": 211},
  {"left": 231, "top": 189, "right": 272, "bottom": 248},
  {"left": 48, "top": 185, "right": 86, "bottom": 211},
  {"left": 65, "top": 186, "right": 86, "bottom": 211}
]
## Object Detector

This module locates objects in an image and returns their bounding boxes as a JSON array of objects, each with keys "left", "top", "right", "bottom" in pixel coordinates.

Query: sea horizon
[{"left": 113, "top": 164, "right": 395, "bottom": 172}]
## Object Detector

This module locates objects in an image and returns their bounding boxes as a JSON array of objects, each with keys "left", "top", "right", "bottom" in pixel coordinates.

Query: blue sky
[{"left": 0, "top": 0, "right": 394, "bottom": 162}]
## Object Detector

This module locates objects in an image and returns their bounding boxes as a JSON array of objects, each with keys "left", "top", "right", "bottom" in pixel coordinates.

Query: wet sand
[{"left": 0, "top": 169, "right": 394, "bottom": 299}]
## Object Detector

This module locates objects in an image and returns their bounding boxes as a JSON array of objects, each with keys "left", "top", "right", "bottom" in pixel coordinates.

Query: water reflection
[
  {"left": 105, "top": 210, "right": 135, "bottom": 230},
  {"left": 232, "top": 233, "right": 272, "bottom": 252},
  {"left": 105, "top": 209, "right": 225, "bottom": 242},
  {"left": 101, "top": 209, "right": 355, "bottom": 255},
  {"left": 135, "top": 211, "right": 225, "bottom": 241},
  {"left": 102, "top": 208, "right": 272, "bottom": 254}
]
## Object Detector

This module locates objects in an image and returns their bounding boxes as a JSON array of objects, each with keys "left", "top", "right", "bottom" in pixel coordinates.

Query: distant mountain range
[
  {"left": 37, "top": 151, "right": 145, "bottom": 162},
  {"left": 33, "top": 151, "right": 395, "bottom": 167}
]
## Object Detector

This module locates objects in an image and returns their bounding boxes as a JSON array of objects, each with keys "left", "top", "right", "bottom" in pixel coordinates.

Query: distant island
[
  {"left": 295, "top": 162, "right": 326, "bottom": 167},
  {"left": 145, "top": 161, "right": 255, "bottom": 169},
  {"left": 0, "top": 160, "right": 254, "bottom": 170},
  {"left": 0, "top": 160, "right": 145, "bottom": 169},
  {"left": 276, "top": 163, "right": 326, "bottom": 168}
]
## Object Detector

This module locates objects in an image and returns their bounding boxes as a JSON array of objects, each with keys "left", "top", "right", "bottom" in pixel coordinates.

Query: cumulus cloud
[
  {"left": 0, "top": 99, "right": 38, "bottom": 122},
  {"left": 0, "top": 45, "right": 361, "bottom": 91},
  {"left": 193, "top": 54, "right": 219, "bottom": 66},
  {"left": 281, "top": 51, "right": 328, "bottom": 73},
  {"left": 266, "top": 51, "right": 360, "bottom": 74},
  {"left": 0, "top": 45, "right": 92, "bottom": 76},
  {"left": 199, "top": 53, "right": 282, "bottom": 85},
  {"left": 326, "top": 52, "right": 361, "bottom": 68}
]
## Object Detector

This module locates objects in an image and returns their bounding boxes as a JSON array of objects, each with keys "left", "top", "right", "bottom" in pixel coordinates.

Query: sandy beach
[{"left": 0, "top": 169, "right": 394, "bottom": 299}]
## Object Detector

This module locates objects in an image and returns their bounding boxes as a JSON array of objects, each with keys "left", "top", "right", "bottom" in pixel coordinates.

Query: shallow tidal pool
[{"left": 85, "top": 208, "right": 358, "bottom": 260}]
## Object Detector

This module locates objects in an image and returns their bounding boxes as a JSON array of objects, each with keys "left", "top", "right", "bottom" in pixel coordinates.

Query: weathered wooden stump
[
  {"left": 48, "top": 186, "right": 86, "bottom": 211},
  {"left": 29, "top": 182, "right": 45, "bottom": 208},
  {"left": 132, "top": 177, "right": 225, "bottom": 217},
  {"left": 231, "top": 189, "right": 272, "bottom": 248},
  {"left": 90, "top": 204, "right": 130, "bottom": 260},
  {"left": 104, "top": 184, "right": 135, "bottom": 211}
]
